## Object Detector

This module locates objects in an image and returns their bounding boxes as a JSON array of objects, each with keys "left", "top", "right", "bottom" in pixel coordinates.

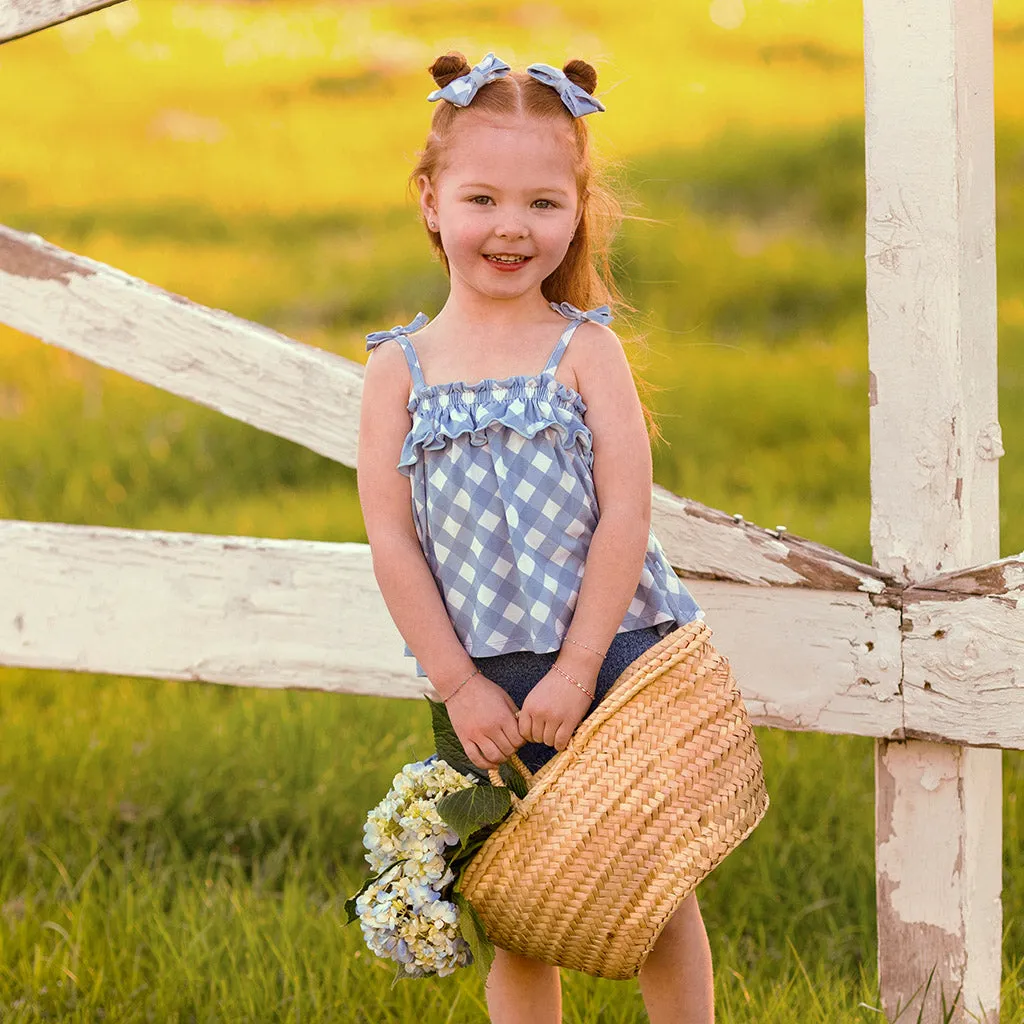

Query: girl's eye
[
  {"left": 532, "top": 199, "right": 557, "bottom": 209},
  {"left": 469, "top": 196, "right": 494, "bottom": 205}
]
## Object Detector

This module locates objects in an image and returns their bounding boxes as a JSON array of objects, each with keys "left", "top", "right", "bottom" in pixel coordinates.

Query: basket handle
[{"left": 488, "top": 750, "right": 534, "bottom": 790}]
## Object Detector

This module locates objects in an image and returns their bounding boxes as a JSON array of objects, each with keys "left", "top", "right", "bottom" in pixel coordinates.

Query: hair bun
[
  {"left": 429, "top": 52, "right": 472, "bottom": 90},
  {"left": 563, "top": 59, "right": 598, "bottom": 95}
]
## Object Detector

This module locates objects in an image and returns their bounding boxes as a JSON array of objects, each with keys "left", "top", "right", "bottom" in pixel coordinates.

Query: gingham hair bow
[
  {"left": 550, "top": 301, "right": 614, "bottom": 325},
  {"left": 365, "top": 312, "right": 429, "bottom": 350},
  {"left": 526, "top": 64, "right": 606, "bottom": 117},
  {"left": 427, "top": 53, "right": 511, "bottom": 107}
]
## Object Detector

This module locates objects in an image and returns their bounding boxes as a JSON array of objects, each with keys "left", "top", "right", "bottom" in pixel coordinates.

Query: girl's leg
[
  {"left": 485, "top": 946, "right": 562, "bottom": 1024},
  {"left": 637, "top": 893, "right": 715, "bottom": 1024}
]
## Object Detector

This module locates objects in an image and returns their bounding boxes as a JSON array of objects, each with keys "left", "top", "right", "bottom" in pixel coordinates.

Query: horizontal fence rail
[
  {"left": 3, "top": 519, "right": 1021, "bottom": 748},
  {"left": 0, "top": 0, "right": 128, "bottom": 44}
]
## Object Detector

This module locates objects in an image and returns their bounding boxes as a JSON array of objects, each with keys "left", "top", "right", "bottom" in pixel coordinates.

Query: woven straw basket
[{"left": 458, "top": 618, "right": 769, "bottom": 979}]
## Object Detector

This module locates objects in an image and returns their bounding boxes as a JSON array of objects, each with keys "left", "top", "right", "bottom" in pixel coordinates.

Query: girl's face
[{"left": 418, "top": 113, "right": 580, "bottom": 306}]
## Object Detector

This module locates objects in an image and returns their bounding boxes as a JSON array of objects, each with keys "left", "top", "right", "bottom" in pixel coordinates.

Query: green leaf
[
  {"left": 455, "top": 891, "right": 495, "bottom": 983},
  {"left": 425, "top": 696, "right": 488, "bottom": 783},
  {"left": 343, "top": 858, "right": 409, "bottom": 925},
  {"left": 436, "top": 784, "right": 512, "bottom": 844},
  {"left": 497, "top": 761, "right": 529, "bottom": 798}
]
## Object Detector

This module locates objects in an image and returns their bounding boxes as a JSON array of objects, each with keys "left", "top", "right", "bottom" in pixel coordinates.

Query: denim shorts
[{"left": 468, "top": 624, "right": 669, "bottom": 774}]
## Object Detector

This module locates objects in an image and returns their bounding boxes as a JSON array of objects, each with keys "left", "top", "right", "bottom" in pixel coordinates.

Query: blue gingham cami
[{"left": 365, "top": 302, "right": 704, "bottom": 677}]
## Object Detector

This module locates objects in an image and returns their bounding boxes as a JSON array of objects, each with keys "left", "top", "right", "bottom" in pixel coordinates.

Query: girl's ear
[{"left": 417, "top": 174, "right": 439, "bottom": 228}]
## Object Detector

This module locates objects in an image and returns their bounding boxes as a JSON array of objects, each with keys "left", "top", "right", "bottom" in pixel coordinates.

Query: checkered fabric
[{"left": 366, "top": 304, "right": 704, "bottom": 677}]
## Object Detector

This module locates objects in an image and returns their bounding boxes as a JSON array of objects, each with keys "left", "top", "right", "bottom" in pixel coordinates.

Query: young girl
[{"left": 357, "top": 51, "right": 715, "bottom": 1024}]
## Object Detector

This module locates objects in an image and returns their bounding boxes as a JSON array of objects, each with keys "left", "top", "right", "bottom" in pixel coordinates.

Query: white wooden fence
[{"left": 1, "top": 2, "right": 1021, "bottom": 1021}]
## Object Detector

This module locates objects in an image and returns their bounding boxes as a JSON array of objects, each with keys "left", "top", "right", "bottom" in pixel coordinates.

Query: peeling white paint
[
  {"left": 877, "top": 743, "right": 963, "bottom": 931},
  {"left": 865, "top": 0, "right": 1002, "bottom": 1016},
  {"left": 686, "top": 580, "right": 903, "bottom": 738},
  {"left": 0, "top": 521, "right": 910, "bottom": 739},
  {"left": 652, "top": 486, "right": 891, "bottom": 591},
  {"left": 903, "top": 595, "right": 1024, "bottom": 745},
  {"left": 0, "top": 0, "right": 129, "bottom": 44},
  {"left": 976, "top": 422, "right": 1004, "bottom": 461},
  {"left": 0, "top": 226, "right": 366, "bottom": 469}
]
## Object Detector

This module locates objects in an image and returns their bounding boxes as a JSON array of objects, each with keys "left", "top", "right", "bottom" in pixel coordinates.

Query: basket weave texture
[{"left": 459, "top": 618, "right": 769, "bottom": 979}]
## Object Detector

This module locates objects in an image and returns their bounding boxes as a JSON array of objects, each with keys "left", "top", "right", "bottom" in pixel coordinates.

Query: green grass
[
  {"left": 2, "top": 669, "right": 1023, "bottom": 1021},
  {"left": 3, "top": 0, "right": 1024, "bottom": 1019}
]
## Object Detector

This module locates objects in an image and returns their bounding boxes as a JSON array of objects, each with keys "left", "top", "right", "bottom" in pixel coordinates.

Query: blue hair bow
[
  {"left": 365, "top": 312, "right": 430, "bottom": 350},
  {"left": 427, "top": 53, "right": 511, "bottom": 107},
  {"left": 526, "top": 64, "right": 605, "bottom": 117},
  {"left": 550, "top": 301, "right": 614, "bottom": 325}
]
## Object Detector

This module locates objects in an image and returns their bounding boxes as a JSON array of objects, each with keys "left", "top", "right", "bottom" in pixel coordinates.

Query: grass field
[{"left": 2, "top": 1, "right": 1024, "bottom": 1019}]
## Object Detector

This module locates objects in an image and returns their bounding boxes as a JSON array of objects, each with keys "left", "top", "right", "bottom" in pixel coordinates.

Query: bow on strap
[
  {"left": 365, "top": 312, "right": 430, "bottom": 350},
  {"left": 427, "top": 53, "right": 511, "bottom": 107},
  {"left": 550, "top": 301, "right": 614, "bottom": 325},
  {"left": 526, "top": 64, "right": 605, "bottom": 117}
]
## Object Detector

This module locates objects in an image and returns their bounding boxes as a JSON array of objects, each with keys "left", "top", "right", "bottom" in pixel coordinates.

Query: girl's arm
[
  {"left": 565, "top": 323, "right": 651, "bottom": 651},
  {"left": 357, "top": 339, "right": 522, "bottom": 772},
  {"left": 516, "top": 322, "right": 654, "bottom": 751},
  {"left": 557, "top": 323, "right": 655, "bottom": 684}
]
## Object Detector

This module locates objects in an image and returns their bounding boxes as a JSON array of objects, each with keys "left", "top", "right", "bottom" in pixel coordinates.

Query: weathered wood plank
[
  {"left": 903, "top": 557, "right": 1024, "bottom": 747},
  {"left": 684, "top": 578, "right": 903, "bottom": 740},
  {"left": 0, "top": 520, "right": 418, "bottom": 698},
  {"left": 0, "top": 0, "right": 127, "bottom": 44},
  {"left": 0, "top": 225, "right": 365, "bottom": 469},
  {"left": 651, "top": 486, "right": 892, "bottom": 592},
  {"left": 0, "top": 224, "right": 897, "bottom": 592},
  {"left": 874, "top": 741, "right": 1002, "bottom": 1018},
  {"left": 865, "top": 0, "right": 1002, "bottom": 1017},
  {"left": 906, "top": 555, "right": 1024, "bottom": 599},
  {"left": 0, "top": 519, "right": 909, "bottom": 739}
]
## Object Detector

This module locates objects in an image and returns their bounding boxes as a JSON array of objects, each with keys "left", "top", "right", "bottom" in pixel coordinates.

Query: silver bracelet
[
  {"left": 442, "top": 668, "right": 480, "bottom": 703},
  {"left": 565, "top": 636, "right": 607, "bottom": 658}
]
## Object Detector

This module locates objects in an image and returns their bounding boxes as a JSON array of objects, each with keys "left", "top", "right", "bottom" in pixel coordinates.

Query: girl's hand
[
  {"left": 518, "top": 667, "right": 596, "bottom": 752},
  {"left": 445, "top": 674, "right": 524, "bottom": 772}
]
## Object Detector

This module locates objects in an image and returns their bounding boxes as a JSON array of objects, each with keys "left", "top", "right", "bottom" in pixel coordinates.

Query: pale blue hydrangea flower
[{"left": 354, "top": 760, "right": 477, "bottom": 977}]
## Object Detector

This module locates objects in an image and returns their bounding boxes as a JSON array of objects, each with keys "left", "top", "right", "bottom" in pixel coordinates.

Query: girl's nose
[{"left": 495, "top": 215, "right": 528, "bottom": 240}]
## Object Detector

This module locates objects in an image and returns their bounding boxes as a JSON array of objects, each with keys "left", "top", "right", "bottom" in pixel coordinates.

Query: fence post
[{"left": 864, "top": 0, "right": 1002, "bottom": 1019}]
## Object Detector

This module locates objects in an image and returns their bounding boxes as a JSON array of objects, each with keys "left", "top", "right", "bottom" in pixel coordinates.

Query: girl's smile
[{"left": 483, "top": 253, "right": 533, "bottom": 270}]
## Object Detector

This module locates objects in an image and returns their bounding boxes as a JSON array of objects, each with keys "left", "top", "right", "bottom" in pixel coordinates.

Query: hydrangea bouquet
[{"left": 345, "top": 697, "right": 529, "bottom": 984}]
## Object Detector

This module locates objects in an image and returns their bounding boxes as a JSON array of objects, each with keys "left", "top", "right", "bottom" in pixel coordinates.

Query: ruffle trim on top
[{"left": 396, "top": 375, "right": 592, "bottom": 475}]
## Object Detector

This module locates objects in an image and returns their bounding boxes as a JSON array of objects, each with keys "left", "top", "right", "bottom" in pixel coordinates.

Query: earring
[{"left": 428, "top": 219, "right": 438, "bottom": 231}]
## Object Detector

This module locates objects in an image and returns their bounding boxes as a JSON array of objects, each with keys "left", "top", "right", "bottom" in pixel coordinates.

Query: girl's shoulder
[
  {"left": 556, "top": 304, "right": 622, "bottom": 359},
  {"left": 363, "top": 320, "right": 422, "bottom": 409},
  {"left": 365, "top": 312, "right": 429, "bottom": 353}
]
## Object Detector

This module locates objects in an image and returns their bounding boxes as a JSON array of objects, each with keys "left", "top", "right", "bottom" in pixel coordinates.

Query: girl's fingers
[
  {"left": 532, "top": 712, "right": 548, "bottom": 745},
  {"left": 542, "top": 720, "right": 559, "bottom": 749},
  {"left": 553, "top": 722, "right": 572, "bottom": 751},
  {"left": 492, "top": 730, "right": 515, "bottom": 760},
  {"left": 466, "top": 740, "right": 489, "bottom": 771},
  {"left": 478, "top": 737, "right": 504, "bottom": 767},
  {"left": 500, "top": 725, "right": 522, "bottom": 753},
  {"left": 515, "top": 711, "right": 532, "bottom": 743}
]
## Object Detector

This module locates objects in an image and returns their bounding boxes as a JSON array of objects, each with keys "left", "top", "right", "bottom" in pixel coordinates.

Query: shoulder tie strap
[
  {"left": 548, "top": 301, "right": 614, "bottom": 326},
  {"left": 543, "top": 302, "right": 614, "bottom": 374},
  {"left": 365, "top": 313, "right": 429, "bottom": 391}
]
